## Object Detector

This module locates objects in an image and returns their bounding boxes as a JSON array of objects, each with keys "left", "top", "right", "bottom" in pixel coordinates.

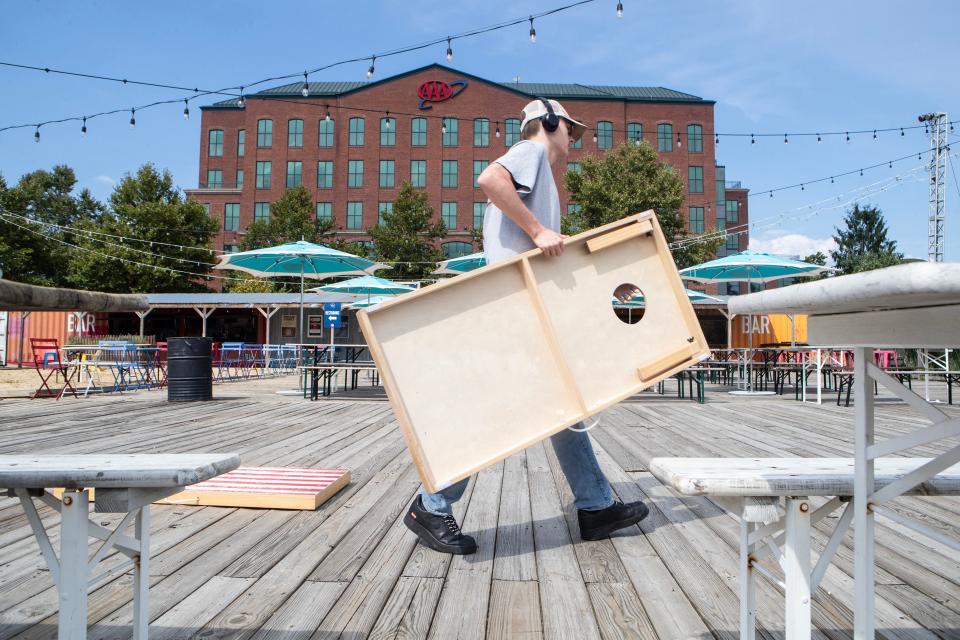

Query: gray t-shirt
[{"left": 482, "top": 140, "right": 561, "bottom": 265}]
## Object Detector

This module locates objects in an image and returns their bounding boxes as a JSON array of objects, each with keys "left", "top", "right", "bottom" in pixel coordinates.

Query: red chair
[{"left": 30, "top": 338, "right": 78, "bottom": 399}]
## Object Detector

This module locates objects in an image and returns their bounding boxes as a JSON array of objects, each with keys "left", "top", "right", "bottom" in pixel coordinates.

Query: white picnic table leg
[
  {"left": 133, "top": 505, "right": 151, "bottom": 639},
  {"left": 739, "top": 502, "right": 757, "bottom": 640},
  {"left": 59, "top": 489, "right": 89, "bottom": 640},
  {"left": 783, "top": 497, "right": 811, "bottom": 640},
  {"left": 853, "top": 347, "right": 876, "bottom": 639}
]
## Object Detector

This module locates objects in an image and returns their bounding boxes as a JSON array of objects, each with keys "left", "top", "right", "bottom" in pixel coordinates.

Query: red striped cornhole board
[{"left": 157, "top": 466, "right": 351, "bottom": 510}]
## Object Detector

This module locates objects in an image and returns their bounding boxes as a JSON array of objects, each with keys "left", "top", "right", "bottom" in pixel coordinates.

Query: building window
[
  {"left": 254, "top": 202, "right": 270, "bottom": 223},
  {"left": 379, "top": 160, "right": 395, "bottom": 188},
  {"left": 378, "top": 202, "right": 393, "bottom": 226},
  {"left": 380, "top": 117, "right": 396, "bottom": 146},
  {"left": 317, "top": 161, "right": 333, "bottom": 189},
  {"left": 236, "top": 169, "right": 243, "bottom": 189},
  {"left": 687, "top": 124, "right": 703, "bottom": 153},
  {"left": 596, "top": 121, "right": 613, "bottom": 150},
  {"left": 255, "top": 161, "right": 271, "bottom": 189},
  {"left": 627, "top": 123, "right": 643, "bottom": 145},
  {"left": 208, "top": 129, "right": 224, "bottom": 157},
  {"left": 223, "top": 243, "right": 239, "bottom": 254},
  {"left": 348, "top": 117, "right": 364, "bottom": 146},
  {"left": 411, "top": 117, "right": 427, "bottom": 146},
  {"left": 567, "top": 162, "right": 581, "bottom": 173},
  {"left": 570, "top": 135, "right": 582, "bottom": 149},
  {"left": 442, "top": 118, "right": 459, "bottom": 146},
  {"left": 504, "top": 118, "right": 521, "bottom": 146},
  {"left": 726, "top": 232, "right": 740, "bottom": 252},
  {"left": 201, "top": 203, "right": 211, "bottom": 215},
  {"left": 315, "top": 202, "right": 332, "bottom": 221},
  {"left": 318, "top": 119, "right": 335, "bottom": 147},
  {"left": 443, "top": 241, "right": 473, "bottom": 259},
  {"left": 716, "top": 165, "right": 726, "bottom": 205},
  {"left": 442, "top": 160, "right": 458, "bottom": 188},
  {"left": 237, "top": 129, "right": 245, "bottom": 156},
  {"left": 473, "top": 118, "right": 489, "bottom": 147},
  {"left": 348, "top": 160, "right": 364, "bottom": 188},
  {"left": 689, "top": 206, "right": 704, "bottom": 233},
  {"left": 257, "top": 119, "right": 272, "bottom": 147},
  {"left": 473, "top": 160, "right": 489, "bottom": 188},
  {"left": 288, "top": 119, "right": 304, "bottom": 148},
  {"left": 346, "top": 202, "right": 363, "bottom": 230},
  {"left": 726, "top": 199, "right": 739, "bottom": 223},
  {"left": 567, "top": 203, "right": 582, "bottom": 215},
  {"left": 206, "top": 169, "right": 222, "bottom": 189},
  {"left": 688, "top": 166, "right": 704, "bottom": 193},
  {"left": 411, "top": 160, "right": 426, "bottom": 188},
  {"left": 473, "top": 202, "right": 485, "bottom": 229},
  {"left": 224, "top": 203, "right": 240, "bottom": 231},
  {"left": 657, "top": 123, "right": 673, "bottom": 152},
  {"left": 287, "top": 161, "right": 302, "bottom": 187},
  {"left": 441, "top": 202, "right": 457, "bottom": 229}
]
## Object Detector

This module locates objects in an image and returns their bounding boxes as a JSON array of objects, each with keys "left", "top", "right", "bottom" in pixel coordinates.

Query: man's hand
[
  {"left": 533, "top": 228, "right": 567, "bottom": 257},
  {"left": 613, "top": 283, "right": 641, "bottom": 303}
]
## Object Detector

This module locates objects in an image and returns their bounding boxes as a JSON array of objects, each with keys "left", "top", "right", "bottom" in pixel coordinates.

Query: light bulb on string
[
  {"left": 385, "top": 112, "right": 391, "bottom": 128},
  {"left": 367, "top": 55, "right": 376, "bottom": 80},
  {"left": 872, "top": 130, "right": 877, "bottom": 140},
  {"left": 784, "top": 133, "right": 788, "bottom": 144},
  {"left": 715, "top": 133, "right": 719, "bottom": 145},
  {"left": 750, "top": 133, "right": 755, "bottom": 145},
  {"left": 830, "top": 176, "right": 834, "bottom": 184},
  {"left": 676, "top": 133, "right": 681, "bottom": 147},
  {"left": 446, "top": 38, "right": 453, "bottom": 62},
  {"left": 769, "top": 191, "right": 773, "bottom": 198},
  {"left": 302, "top": 73, "right": 309, "bottom": 97},
  {"left": 529, "top": 17, "right": 536, "bottom": 43},
  {"left": 845, "top": 132, "right": 850, "bottom": 142},
  {"left": 900, "top": 128, "right": 904, "bottom": 136},
  {"left": 34, "top": 126, "right": 40, "bottom": 143},
  {"left": 593, "top": 131, "right": 598, "bottom": 143},
  {"left": 888, "top": 161, "right": 892, "bottom": 169},
  {"left": 324, "top": 105, "right": 331, "bottom": 122},
  {"left": 238, "top": 87, "right": 245, "bottom": 108},
  {"left": 859, "top": 168, "right": 863, "bottom": 177},
  {"left": 817, "top": 133, "right": 822, "bottom": 143},
  {"left": 441, "top": 121, "right": 447, "bottom": 135},
  {"left": 801, "top": 183, "right": 804, "bottom": 191},
  {"left": 183, "top": 99, "right": 190, "bottom": 120},
  {"left": 129, "top": 108, "right": 136, "bottom": 128},
  {"left": 495, "top": 122, "right": 501, "bottom": 138},
  {"left": 950, "top": 122, "right": 955, "bottom": 133},
  {"left": 81, "top": 117, "right": 87, "bottom": 137},
  {"left": 616, "top": 1, "right": 623, "bottom": 18}
]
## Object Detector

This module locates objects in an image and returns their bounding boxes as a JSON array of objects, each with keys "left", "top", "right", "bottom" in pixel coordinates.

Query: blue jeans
[{"left": 419, "top": 423, "right": 615, "bottom": 515}]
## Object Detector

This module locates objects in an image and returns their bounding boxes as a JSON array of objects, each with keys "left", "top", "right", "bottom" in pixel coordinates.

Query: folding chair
[{"left": 29, "top": 338, "right": 77, "bottom": 399}]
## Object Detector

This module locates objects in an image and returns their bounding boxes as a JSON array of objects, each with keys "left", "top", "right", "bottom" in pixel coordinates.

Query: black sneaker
[
  {"left": 577, "top": 500, "right": 649, "bottom": 541},
  {"left": 403, "top": 495, "right": 477, "bottom": 555}
]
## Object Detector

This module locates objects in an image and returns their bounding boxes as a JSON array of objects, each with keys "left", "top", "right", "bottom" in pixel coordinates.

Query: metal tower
[{"left": 918, "top": 112, "right": 947, "bottom": 261}]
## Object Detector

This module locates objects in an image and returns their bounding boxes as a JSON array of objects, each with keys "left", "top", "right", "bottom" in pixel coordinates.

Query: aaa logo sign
[{"left": 417, "top": 80, "right": 468, "bottom": 110}]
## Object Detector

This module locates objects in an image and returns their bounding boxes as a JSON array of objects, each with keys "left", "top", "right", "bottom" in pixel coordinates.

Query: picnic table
[
  {"left": 1, "top": 453, "right": 239, "bottom": 639},
  {"left": 728, "top": 261, "right": 960, "bottom": 639}
]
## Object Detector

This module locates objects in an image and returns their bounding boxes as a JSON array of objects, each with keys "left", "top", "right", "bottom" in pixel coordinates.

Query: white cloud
[
  {"left": 749, "top": 233, "right": 836, "bottom": 261},
  {"left": 95, "top": 175, "right": 116, "bottom": 187}
]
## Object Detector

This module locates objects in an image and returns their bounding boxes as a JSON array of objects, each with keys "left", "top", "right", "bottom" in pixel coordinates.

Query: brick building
[{"left": 188, "top": 63, "right": 749, "bottom": 285}]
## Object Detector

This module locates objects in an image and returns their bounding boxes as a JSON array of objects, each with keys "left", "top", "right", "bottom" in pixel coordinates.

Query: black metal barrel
[{"left": 167, "top": 337, "right": 212, "bottom": 401}]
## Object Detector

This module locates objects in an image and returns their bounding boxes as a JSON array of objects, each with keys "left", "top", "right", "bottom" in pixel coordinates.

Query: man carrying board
[{"left": 403, "top": 98, "right": 649, "bottom": 554}]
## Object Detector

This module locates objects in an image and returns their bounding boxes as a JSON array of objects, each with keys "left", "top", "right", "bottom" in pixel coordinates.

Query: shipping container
[
  {"left": 4, "top": 311, "right": 108, "bottom": 366},
  {"left": 729, "top": 313, "right": 807, "bottom": 349}
]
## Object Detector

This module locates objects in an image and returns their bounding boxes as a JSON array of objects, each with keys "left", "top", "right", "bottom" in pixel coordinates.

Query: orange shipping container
[
  {"left": 4, "top": 311, "right": 107, "bottom": 366},
  {"left": 729, "top": 313, "right": 807, "bottom": 348}
]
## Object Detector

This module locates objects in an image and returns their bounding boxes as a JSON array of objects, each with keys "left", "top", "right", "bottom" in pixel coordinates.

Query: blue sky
[{"left": 2, "top": 0, "right": 958, "bottom": 260}]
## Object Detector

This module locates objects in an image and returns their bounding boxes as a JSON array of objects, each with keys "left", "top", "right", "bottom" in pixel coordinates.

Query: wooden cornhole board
[
  {"left": 358, "top": 211, "right": 709, "bottom": 493},
  {"left": 56, "top": 466, "right": 351, "bottom": 510}
]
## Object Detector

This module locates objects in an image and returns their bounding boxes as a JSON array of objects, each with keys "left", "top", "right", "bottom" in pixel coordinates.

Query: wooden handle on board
[
  {"left": 637, "top": 344, "right": 698, "bottom": 383},
  {"left": 586, "top": 220, "right": 653, "bottom": 253}
]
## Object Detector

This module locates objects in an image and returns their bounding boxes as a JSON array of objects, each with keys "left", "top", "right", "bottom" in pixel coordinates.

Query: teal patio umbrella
[
  {"left": 309, "top": 275, "right": 415, "bottom": 304},
  {"left": 347, "top": 295, "right": 394, "bottom": 309},
  {"left": 214, "top": 241, "right": 386, "bottom": 341},
  {"left": 679, "top": 250, "right": 834, "bottom": 393},
  {"left": 434, "top": 251, "right": 486, "bottom": 275}
]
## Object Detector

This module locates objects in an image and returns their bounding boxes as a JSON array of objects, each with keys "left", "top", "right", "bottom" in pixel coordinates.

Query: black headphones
[{"left": 538, "top": 97, "right": 560, "bottom": 132}]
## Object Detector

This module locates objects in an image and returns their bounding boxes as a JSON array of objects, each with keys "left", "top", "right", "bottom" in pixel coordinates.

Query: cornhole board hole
[
  {"left": 56, "top": 467, "right": 351, "bottom": 510},
  {"left": 358, "top": 211, "right": 709, "bottom": 493},
  {"left": 157, "top": 467, "right": 351, "bottom": 510}
]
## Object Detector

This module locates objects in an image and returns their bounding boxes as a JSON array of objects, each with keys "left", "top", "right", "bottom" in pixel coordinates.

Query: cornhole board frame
[{"left": 358, "top": 211, "right": 710, "bottom": 493}]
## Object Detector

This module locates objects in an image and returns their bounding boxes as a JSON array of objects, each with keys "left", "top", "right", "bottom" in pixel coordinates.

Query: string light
[
  {"left": 593, "top": 130, "right": 598, "bottom": 143},
  {"left": 34, "top": 126, "right": 40, "bottom": 143},
  {"left": 446, "top": 38, "right": 453, "bottom": 62},
  {"left": 129, "top": 108, "right": 136, "bottom": 128},
  {"left": 495, "top": 121, "right": 501, "bottom": 138},
  {"left": 238, "top": 87, "right": 245, "bottom": 108},
  {"left": 801, "top": 183, "right": 804, "bottom": 191},
  {"left": 845, "top": 132, "right": 850, "bottom": 142},
  {"left": 831, "top": 176, "right": 834, "bottom": 184},
  {"left": 676, "top": 132, "right": 681, "bottom": 147},
  {"left": 873, "top": 130, "right": 877, "bottom": 140},
  {"left": 715, "top": 133, "right": 719, "bottom": 145},
  {"left": 385, "top": 111, "right": 391, "bottom": 128},
  {"left": 324, "top": 105, "right": 331, "bottom": 121},
  {"left": 182, "top": 99, "right": 190, "bottom": 120},
  {"left": 301, "top": 72, "right": 309, "bottom": 98},
  {"left": 366, "top": 55, "right": 376, "bottom": 80},
  {"left": 81, "top": 117, "right": 87, "bottom": 137},
  {"left": 784, "top": 133, "right": 788, "bottom": 144},
  {"left": 616, "top": 1, "right": 623, "bottom": 18},
  {"left": 750, "top": 133, "right": 755, "bottom": 144},
  {"left": 901, "top": 128, "right": 905, "bottom": 136},
  {"left": 817, "top": 133, "right": 821, "bottom": 143},
  {"left": 860, "top": 168, "right": 863, "bottom": 176},
  {"left": 529, "top": 17, "right": 537, "bottom": 43}
]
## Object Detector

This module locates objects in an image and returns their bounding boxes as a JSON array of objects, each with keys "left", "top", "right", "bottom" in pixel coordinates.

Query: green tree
[
  {"left": 0, "top": 165, "right": 103, "bottom": 286},
  {"left": 239, "top": 186, "right": 335, "bottom": 251},
  {"left": 68, "top": 164, "right": 219, "bottom": 293},
  {"left": 369, "top": 182, "right": 445, "bottom": 279},
  {"left": 830, "top": 204, "right": 902, "bottom": 274},
  {"left": 564, "top": 142, "right": 722, "bottom": 268}
]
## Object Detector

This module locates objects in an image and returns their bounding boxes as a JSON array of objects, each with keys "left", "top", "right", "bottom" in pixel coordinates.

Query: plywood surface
[
  {"left": 360, "top": 212, "right": 709, "bottom": 491},
  {"left": 158, "top": 466, "right": 351, "bottom": 510}
]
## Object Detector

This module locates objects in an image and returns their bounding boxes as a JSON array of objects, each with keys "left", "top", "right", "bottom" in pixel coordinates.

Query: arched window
[
  {"left": 627, "top": 123, "right": 643, "bottom": 145},
  {"left": 443, "top": 241, "right": 474, "bottom": 259},
  {"left": 657, "top": 123, "right": 673, "bottom": 152},
  {"left": 380, "top": 117, "right": 396, "bottom": 146}
]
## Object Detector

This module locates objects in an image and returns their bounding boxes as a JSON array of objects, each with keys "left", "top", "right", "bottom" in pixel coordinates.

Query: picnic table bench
[
  {"left": 299, "top": 363, "right": 379, "bottom": 399},
  {"left": 649, "top": 457, "right": 960, "bottom": 640},
  {"left": 0, "top": 453, "right": 240, "bottom": 639}
]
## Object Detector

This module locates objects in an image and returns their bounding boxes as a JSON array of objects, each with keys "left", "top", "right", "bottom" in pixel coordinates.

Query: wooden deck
[{"left": 0, "top": 376, "right": 958, "bottom": 639}]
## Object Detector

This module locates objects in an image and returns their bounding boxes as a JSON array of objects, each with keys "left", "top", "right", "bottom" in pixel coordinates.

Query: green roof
[{"left": 203, "top": 64, "right": 709, "bottom": 109}]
